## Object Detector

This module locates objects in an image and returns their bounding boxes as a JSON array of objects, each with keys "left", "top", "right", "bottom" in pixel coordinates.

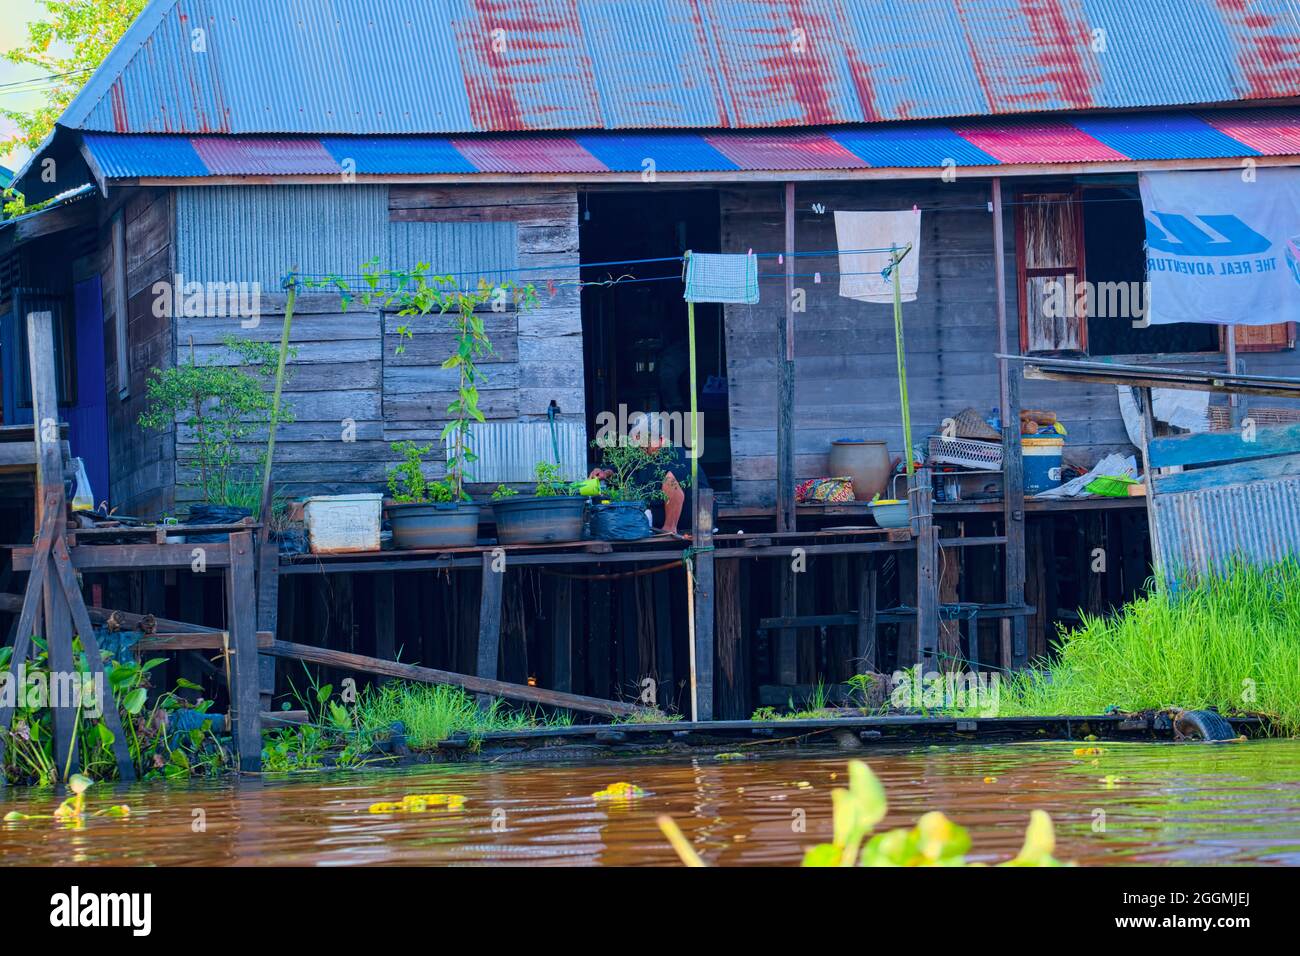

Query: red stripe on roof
[
  {"left": 956, "top": 121, "right": 1128, "bottom": 164},
  {"left": 449, "top": 136, "right": 607, "bottom": 173},
  {"left": 1202, "top": 108, "right": 1300, "bottom": 155},
  {"left": 705, "top": 130, "right": 865, "bottom": 170}
]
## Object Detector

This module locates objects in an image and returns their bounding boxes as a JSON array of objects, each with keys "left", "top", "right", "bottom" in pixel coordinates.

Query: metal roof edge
[{"left": 56, "top": 0, "right": 180, "bottom": 132}]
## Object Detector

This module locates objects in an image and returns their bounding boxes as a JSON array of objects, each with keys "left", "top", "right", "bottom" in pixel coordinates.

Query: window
[
  {"left": 1016, "top": 185, "right": 1292, "bottom": 356},
  {"left": 1016, "top": 190, "right": 1086, "bottom": 354},
  {"left": 14, "top": 289, "right": 76, "bottom": 407}
]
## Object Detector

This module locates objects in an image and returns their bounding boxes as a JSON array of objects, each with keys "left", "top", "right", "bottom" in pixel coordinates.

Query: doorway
[{"left": 579, "top": 189, "right": 732, "bottom": 489}]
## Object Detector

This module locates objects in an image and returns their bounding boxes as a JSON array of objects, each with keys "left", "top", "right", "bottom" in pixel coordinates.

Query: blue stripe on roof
[
  {"left": 576, "top": 133, "right": 739, "bottom": 171},
  {"left": 319, "top": 137, "right": 477, "bottom": 174},
  {"left": 830, "top": 126, "right": 999, "bottom": 168},
  {"left": 82, "top": 133, "right": 209, "bottom": 177},
  {"left": 1074, "top": 114, "right": 1261, "bottom": 160}
]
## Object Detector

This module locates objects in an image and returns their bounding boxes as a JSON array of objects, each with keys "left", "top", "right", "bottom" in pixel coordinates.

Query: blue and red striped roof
[{"left": 83, "top": 108, "right": 1300, "bottom": 179}]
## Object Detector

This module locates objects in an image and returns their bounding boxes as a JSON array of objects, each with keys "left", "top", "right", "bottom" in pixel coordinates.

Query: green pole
[
  {"left": 891, "top": 245, "right": 915, "bottom": 479},
  {"left": 260, "top": 270, "right": 296, "bottom": 517}
]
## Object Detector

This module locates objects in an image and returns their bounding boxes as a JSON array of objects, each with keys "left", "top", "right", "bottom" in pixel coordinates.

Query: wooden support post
[
  {"left": 911, "top": 466, "right": 938, "bottom": 671},
  {"left": 775, "top": 561, "right": 798, "bottom": 686},
  {"left": 255, "top": 533, "right": 280, "bottom": 709},
  {"left": 652, "top": 572, "right": 673, "bottom": 695},
  {"left": 691, "top": 488, "right": 715, "bottom": 721},
  {"left": 373, "top": 572, "right": 395, "bottom": 685},
  {"left": 226, "top": 531, "right": 261, "bottom": 772},
  {"left": 475, "top": 551, "right": 504, "bottom": 708},
  {"left": 992, "top": 178, "right": 1028, "bottom": 669},
  {"left": 27, "top": 310, "right": 77, "bottom": 776},
  {"left": 550, "top": 574, "right": 572, "bottom": 693},
  {"left": 778, "top": 182, "right": 797, "bottom": 533},
  {"left": 855, "top": 559, "right": 877, "bottom": 674},
  {"left": 714, "top": 556, "right": 744, "bottom": 719},
  {"left": 938, "top": 522, "right": 961, "bottom": 671}
]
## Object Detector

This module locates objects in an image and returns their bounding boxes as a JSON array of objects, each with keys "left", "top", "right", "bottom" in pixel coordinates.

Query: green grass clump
[
  {"left": 356, "top": 682, "right": 571, "bottom": 748},
  {"left": 990, "top": 559, "right": 1300, "bottom": 734}
]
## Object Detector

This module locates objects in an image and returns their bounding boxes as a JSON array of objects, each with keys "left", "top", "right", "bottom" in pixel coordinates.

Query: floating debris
[
  {"left": 368, "top": 793, "right": 466, "bottom": 813},
  {"left": 592, "top": 782, "right": 648, "bottom": 802},
  {"left": 983, "top": 776, "right": 998, "bottom": 784},
  {"left": 3, "top": 775, "right": 129, "bottom": 823},
  {"left": 713, "top": 752, "right": 750, "bottom": 761},
  {"left": 1073, "top": 746, "right": 1105, "bottom": 757}
]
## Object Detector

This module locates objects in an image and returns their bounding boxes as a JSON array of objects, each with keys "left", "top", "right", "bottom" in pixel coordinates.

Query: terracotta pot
[{"left": 829, "top": 439, "right": 891, "bottom": 501}]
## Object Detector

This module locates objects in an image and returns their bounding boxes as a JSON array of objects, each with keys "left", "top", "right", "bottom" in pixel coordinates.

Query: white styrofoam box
[{"left": 303, "top": 493, "right": 383, "bottom": 554}]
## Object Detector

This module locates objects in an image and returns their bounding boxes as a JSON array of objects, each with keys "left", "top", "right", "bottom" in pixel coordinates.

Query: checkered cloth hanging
[{"left": 684, "top": 252, "right": 759, "bottom": 304}]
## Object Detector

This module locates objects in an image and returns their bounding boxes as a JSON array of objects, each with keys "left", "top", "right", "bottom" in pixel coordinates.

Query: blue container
[{"left": 1022, "top": 437, "right": 1064, "bottom": 494}]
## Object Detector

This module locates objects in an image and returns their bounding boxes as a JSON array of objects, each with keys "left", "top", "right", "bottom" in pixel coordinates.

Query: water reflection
[{"left": 2, "top": 741, "right": 1297, "bottom": 866}]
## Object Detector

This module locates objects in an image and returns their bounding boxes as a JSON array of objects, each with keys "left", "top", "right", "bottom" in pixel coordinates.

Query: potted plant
[
  {"left": 588, "top": 436, "right": 676, "bottom": 541},
  {"left": 491, "top": 461, "right": 588, "bottom": 545},
  {"left": 383, "top": 440, "right": 479, "bottom": 549},
  {"left": 138, "top": 336, "right": 294, "bottom": 539},
  {"left": 320, "top": 265, "right": 537, "bottom": 550}
]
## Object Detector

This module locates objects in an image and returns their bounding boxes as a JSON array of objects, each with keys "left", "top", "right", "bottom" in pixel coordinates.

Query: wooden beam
[
  {"left": 226, "top": 531, "right": 261, "bottom": 772},
  {"left": 549, "top": 574, "right": 572, "bottom": 693},
  {"left": 1148, "top": 422, "right": 1300, "bottom": 469},
  {"left": 372, "top": 572, "right": 395, "bottom": 685},
  {"left": 262, "top": 640, "right": 641, "bottom": 717},
  {"left": 135, "top": 631, "right": 274, "bottom": 651},
  {"left": 475, "top": 551, "right": 504, "bottom": 707},
  {"left": 691, "top": 488, "right": 715, "bottom": 721},
  {"left": 11, "top": 541, "right": 232, "bottom": 572},
  {"left": 992, "top": 178, "right": 1028, "bottom": 669},
  {"left": 856, "top": 560, "right": 877, "bottom": 673},
  {"left": 778, "top": 183, "right": 797, "bottom": 533},
  {"left": 0, "top": 591, "right": 212, "bottom": 633}
]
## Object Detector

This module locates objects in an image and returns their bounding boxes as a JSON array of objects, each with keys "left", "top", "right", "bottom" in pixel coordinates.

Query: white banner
[{"left": 1140, "top": 167, "right": 1300, "bottom": 325}]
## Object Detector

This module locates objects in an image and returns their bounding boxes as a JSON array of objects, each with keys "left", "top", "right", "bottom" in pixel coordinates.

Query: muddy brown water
[{"left": 2, "top": 740, "right": 1298, "bottom": 866}]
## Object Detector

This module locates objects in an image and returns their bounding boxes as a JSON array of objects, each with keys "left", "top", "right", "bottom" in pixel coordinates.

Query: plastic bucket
[
  {"left": 388, "top": 502, "right": 481, "bottom": 550},
  {"left": 492, "top": 495, "right": 586, "bottom": 545},
  {"left": 1021, "top": 437, "right": 1065, "bottom": 494},
  {"left": 303, "top": 494, "right": 383, "bottom": 553}
]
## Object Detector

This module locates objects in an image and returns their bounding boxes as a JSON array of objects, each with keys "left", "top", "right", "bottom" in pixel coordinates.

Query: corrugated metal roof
[
  {"left": 53, "top": 0, "right": 1300, "bottom": 137},
  {"left": 81, "top": 107, "right": 1300, "bottom": 178}
]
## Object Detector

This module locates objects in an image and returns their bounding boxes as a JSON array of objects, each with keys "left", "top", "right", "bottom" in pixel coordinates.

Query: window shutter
[
  {"left": 1223, "top": 322, "right": 1294, "bottom": 353},
  {"left": 1016, "top": 190, "right": 1087, "bottom": 354}
]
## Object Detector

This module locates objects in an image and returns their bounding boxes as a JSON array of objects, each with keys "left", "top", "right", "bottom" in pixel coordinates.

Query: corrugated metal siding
[
  {"left": 62, "top": 0, "right": 1300, "bottom": 136},
  {"left": 387, "top": 221, "right": 519, "bottom": 282},
  {"left": 175, "top": 185, "right": 388, "bottom": 287},
  {"left": 1153, "top": 478, "right": 1300, "bottom": 578},
  {"left": 454, "top": 420, "right": 588, "bottom": 483}
]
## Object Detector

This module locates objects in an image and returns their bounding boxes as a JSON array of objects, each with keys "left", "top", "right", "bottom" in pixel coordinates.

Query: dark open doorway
[{"left": 579, "top": 189, "right": 731, "bottom": 489}]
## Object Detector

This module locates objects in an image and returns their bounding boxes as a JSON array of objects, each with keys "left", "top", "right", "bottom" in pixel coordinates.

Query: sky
[{"left": 1, "top": 0, "right": 58, "bottom": 175}]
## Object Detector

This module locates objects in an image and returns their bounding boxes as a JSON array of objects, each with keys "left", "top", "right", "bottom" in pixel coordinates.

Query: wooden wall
[
  {"left": 716, "top": 179, "right": 1299, "bottom": 509},
  {"left": 168, "top": 183, "right": 583, "bottom": 504},
  {"left": 101, "top": 187, "right": 175, "bottom": 516}
]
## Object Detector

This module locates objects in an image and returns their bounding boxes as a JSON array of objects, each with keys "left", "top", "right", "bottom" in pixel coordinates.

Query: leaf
[
  {"left": 801, "top": 843, "right": 841, "bottom": 867},
  {"left": 1003, "top": 810, "right": 1060, "bottom": 867},
  {"left": 121, "top": 688, "right": 148, "bottom": 715},
  {"left": 96, "top": 723, "right": 115, "bottom": 748}
]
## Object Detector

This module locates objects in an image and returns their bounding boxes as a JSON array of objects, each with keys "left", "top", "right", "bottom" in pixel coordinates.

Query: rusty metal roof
[
  {"left": 79, "top": 107, "right": 1300, "bottom": 180},
  {"left": 55, "top": 0, "right": 1300, "bottom": 137}
]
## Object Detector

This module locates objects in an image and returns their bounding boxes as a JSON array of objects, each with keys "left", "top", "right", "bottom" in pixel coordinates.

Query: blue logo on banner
[{"left": 1145, "top": 212, "right": 1272, "bottom": 257}]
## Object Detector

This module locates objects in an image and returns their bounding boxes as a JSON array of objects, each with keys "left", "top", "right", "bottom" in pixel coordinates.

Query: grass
[
  {"left": 355, "top": 682, "right": 572, "bottom": 748},
  {"left": 980, "top": 560, "right": 1300, "bottom": 735}
]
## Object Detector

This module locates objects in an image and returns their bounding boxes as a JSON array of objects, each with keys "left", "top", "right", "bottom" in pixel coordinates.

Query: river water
[{"left": 2, "top": 739, "right": 1297, "bottom": 866}]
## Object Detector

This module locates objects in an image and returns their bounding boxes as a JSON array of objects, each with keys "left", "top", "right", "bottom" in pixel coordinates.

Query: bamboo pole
[{"left": 260, "top": 270, "right": 297, "bottom": 517}]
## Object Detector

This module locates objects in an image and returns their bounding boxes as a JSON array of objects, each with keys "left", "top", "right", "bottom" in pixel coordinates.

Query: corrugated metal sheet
[
  {"left": 175, "top": 185, "right": 388, "bottom": 287},
  {"left": 84, "top": 106, "right": 1300, "bottom": 178},
  {"left": 455, "top": 420, "right": 588, "bottom": 483},
  {"left": 55, "top": 0, "right": 1300, "bottom": 136},
  {"left": 1153, "top": 478, "right": 1300, "bottom": 578},
  {"left": 387, "top": 221, "right": 519, "bottom": 281}
]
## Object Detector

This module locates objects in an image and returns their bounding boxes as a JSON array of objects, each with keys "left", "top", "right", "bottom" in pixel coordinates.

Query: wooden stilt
[
  {"left": 691, "top": 488, "right": 715, "bottom": 721},
  {"left": 255, "top": 532, "right": 280, "bottom": 710},
  {"left": 715, "top": 556, "right": 744, "bottom": 719},
  {"left": 856, "top": 558, "right": 878, "bottom": 674},
  {"left": 550, "top": 575, "right": 572, "bottom": 693},
  {"left": 226, "top": 531, "right": 261, "bottom": 772},
  {"left": 475, "top": 551, "right": 504, "bottom": 708},
  {"left": 373, "top": 571, "right": 395, "bottom": 684}
]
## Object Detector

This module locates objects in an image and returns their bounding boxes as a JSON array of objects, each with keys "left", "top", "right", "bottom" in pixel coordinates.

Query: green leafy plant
[
  {"left": 138, "top": 337, "right": 295, "bottom": 508},
  {"left": 657, "top": 760, "right": 1064, "bottom": 867},
  {"left": 592, "top": 436, "right": 676, "bottom": 503},
  {"left": 491, "top": 484, "right": 519, "bottom": 500},
  {"left": 314, "top": 264, "right": 537, "bottom": 501},
  {"left": 533, "top": 461, "right": 569, "bottom": 497}
]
